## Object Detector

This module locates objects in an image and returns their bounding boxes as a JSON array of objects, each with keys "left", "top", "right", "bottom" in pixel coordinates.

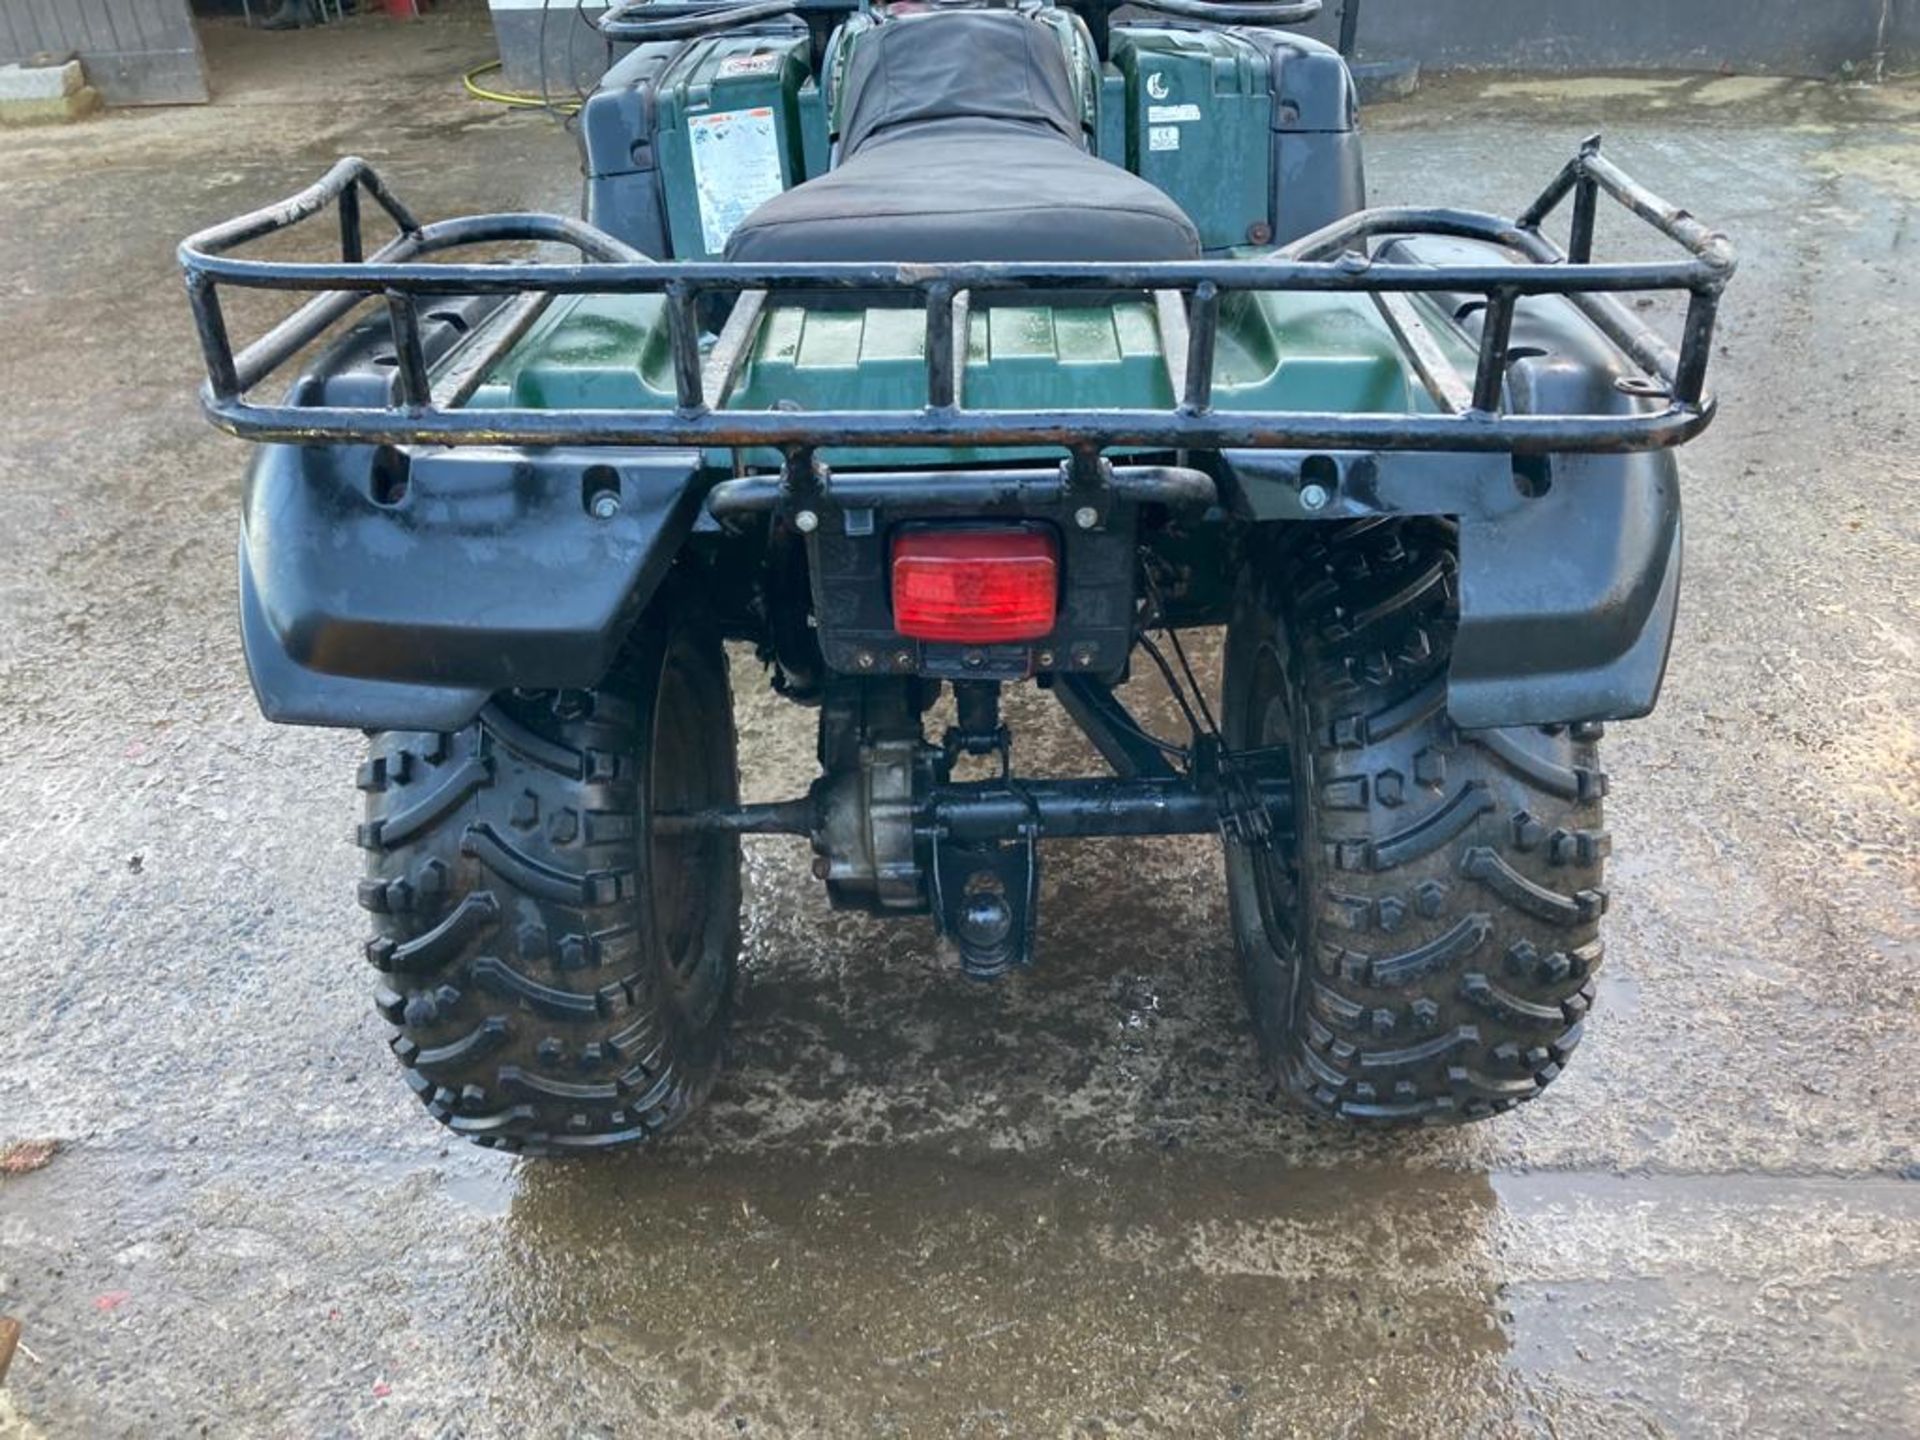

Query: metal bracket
[{"left": 929, "top": 821, "right": 1040, "bottom": 981}]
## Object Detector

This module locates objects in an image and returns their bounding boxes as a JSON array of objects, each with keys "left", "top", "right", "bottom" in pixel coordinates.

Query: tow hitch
[{"left": 657, "top": 675, "right": 1291, "bottom": 978}]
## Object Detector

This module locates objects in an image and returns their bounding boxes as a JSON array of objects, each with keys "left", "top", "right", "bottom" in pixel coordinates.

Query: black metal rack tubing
[
  {"left": 179, "top": 143, "right": 1735, "bottom": 456},
  {"left": 706, "top": 463, "right": 1217, "bottom": 522}
]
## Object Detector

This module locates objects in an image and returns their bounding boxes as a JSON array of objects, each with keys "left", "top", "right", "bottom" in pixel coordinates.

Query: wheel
[
  {"left": 1222, "top": 518, "right": 1608, "bottom": 1126},
  {"left": 355, "top": 591, "right": 741, "bottom": 1154}
]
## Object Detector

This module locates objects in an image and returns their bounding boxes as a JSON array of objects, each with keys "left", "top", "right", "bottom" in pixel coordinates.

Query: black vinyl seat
[{"left": 724, "top": 10, "right": 1201, "bottom": 265}]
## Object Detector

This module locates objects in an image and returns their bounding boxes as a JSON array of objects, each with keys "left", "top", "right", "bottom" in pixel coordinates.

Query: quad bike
[{"left": 179, "top": 0, "right": 1735, "bottom": 1153}]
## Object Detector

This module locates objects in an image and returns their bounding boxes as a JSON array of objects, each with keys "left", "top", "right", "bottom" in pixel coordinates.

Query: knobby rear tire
[
  {"left": 1223, "top": 518, "right": 1609, "bottom": 1126},
  {"left": 355, "top": 597, "right": 741, "bottom": 1155}
]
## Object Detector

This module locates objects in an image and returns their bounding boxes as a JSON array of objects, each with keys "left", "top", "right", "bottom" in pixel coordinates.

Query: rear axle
[{"left": 657, "top": 774, "right": 1291, "bottom": 842}]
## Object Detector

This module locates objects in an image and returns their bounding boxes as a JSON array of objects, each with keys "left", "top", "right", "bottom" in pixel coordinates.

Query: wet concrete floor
[{"left": 0, "top": 12, "right": 1917, "bottom": 1436}]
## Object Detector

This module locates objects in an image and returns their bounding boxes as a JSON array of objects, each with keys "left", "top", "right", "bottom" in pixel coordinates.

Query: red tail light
[{"left": 891, "top": 528, "right": 1060, "bottom": 644}]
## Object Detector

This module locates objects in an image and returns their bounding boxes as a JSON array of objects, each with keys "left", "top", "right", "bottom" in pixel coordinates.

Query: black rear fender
[
  {"left": 239, "top": 309, "right": 709, "bottom": 731},
  {"left": 1222, "top": 233, "right": 1685, "bottom": 728},
  {"left": 241, "top": 441, "right": 708, "bottom": 731}
]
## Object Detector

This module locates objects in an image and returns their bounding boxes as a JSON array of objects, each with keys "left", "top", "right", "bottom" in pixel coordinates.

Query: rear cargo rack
[{"left": 179, "top": 137, "right": 1734, "bottom": 459}]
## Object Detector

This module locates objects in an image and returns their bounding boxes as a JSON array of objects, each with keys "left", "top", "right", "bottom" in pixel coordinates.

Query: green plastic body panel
[
  {"left": 466, "top": 287, "right": 1427, "bottom": 469},
  {"left": 1106, "top": 28, "right": 1275, "bottom": 251},
  {"left": 1097, "top": 65, "right": 1127, "bottom": 161},
  {"left": 649, "top": 32, "right": 827, "bottom": 259}
]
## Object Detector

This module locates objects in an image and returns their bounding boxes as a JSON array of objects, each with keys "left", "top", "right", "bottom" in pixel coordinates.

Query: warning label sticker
[
  {"left": 1147, "top": 103, "right": 1202, "bottom": 124},
  {"left": 1148, "top": 125, "right": 1181, "bottom": 153},
  {"left": 687, "top": 107, "right": 785, "bottom": 253}
]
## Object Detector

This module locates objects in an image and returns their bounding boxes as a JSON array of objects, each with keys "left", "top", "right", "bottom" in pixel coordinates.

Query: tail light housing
[{"left": 890, "top": 526, "right": 1060, "bottom": 644}]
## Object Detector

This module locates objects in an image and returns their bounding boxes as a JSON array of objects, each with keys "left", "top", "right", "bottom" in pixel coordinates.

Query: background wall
[
  {"left": 487, "top": 0, "right": 1920, "bottom": 94},
  {"left": 0, "top": 0, "right": 207, "bottom": 105},
  {"left": 1301, "top": 0, "right": 1918, "bottom": 79}
]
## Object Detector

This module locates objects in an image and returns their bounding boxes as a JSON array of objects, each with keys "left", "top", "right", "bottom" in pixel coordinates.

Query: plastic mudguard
[
  {"left": 1448, "top": 448, "right": 1681, "bottom": 729},
  {"left": 1219, "top": 234, "right": 1685, "bottom": 729},
  {"left": 1386, "top": 236, "right": 1685, "bottom": 729},
  {"left": 238, "top": 307, "right": 708, "bottom": 731}
]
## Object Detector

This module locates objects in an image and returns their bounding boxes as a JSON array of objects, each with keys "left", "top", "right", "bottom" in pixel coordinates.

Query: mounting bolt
[
  {"left": 963, "top": 649, "right": 987, "bottom": 669},
  {"left": 854, "top": 651, "right": 876, "bottom": 671},
  {"left": 1071, "top": 643, "right": 1097, "bottom": 669},
  {"left": 1298, "top": 483, "right": 1331, "bottom": 512},
  {"left": 1036, "top": 650, "right": 1056, "bottom": 669},
  {"left": 893, "top": 651, "right": 913, "bottom": 670},
  {"left": 794, "top": 509, "right": 820, "bottom": 534},
  {"left": 590, "top": 492, "right": 621, "bottom": 520},
  {"left": 1073, "top": 506, "right": 1100, "bottom": 531}
]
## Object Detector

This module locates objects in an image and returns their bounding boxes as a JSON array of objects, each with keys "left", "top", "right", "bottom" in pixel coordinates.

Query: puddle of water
[
  {"left": 487, "top": 1153, "right": 1511, "bottom": 1436},
  {"left": 1492, "top": 1173, "right": 1920, "bottom": 1439}
]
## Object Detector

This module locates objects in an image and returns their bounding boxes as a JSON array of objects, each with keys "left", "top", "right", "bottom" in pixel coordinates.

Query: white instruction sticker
[
  {"left": 1147, "top": 103, "right": 1202, "bottom": 124},
  {"left": 1148, "top": 125, "right": 1181, "bottom": 153},
  {"left": 687, "top": 107, "right": 785, "bottom": 253}
]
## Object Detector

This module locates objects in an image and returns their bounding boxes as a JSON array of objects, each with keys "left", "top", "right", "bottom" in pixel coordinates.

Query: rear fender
[
  {"left": 1395, "top": 234, "right": 1684, "bottom": 728},
  {"left": 1221, "top": 234, "right": 1686, "bottom": 728},
  {"left": 239, "top": 311, "right": 708, "bottom": 731},
  {"left": 241, "top": 442, "right": 707, "bottom": 731},
  {"left": 1449, "top": 445, "right": 1680, "bottom": 728}
]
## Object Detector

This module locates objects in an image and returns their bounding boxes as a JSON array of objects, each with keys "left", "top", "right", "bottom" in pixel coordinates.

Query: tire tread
[
  {"left": 1227, "top": 519, "right": 1607, "bottom": 1127},
  {"left": 358, "top": 611, "right": 739, "bottom": 1156}
]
